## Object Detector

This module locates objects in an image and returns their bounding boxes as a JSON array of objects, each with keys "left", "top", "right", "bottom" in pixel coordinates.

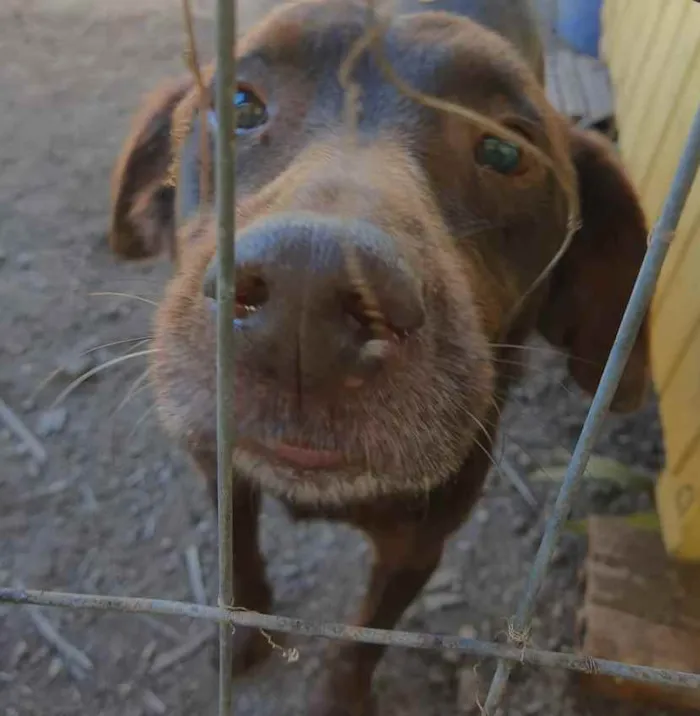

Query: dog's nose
[{"left": 202, "top": 213, "right": 424, "bottom": 392}]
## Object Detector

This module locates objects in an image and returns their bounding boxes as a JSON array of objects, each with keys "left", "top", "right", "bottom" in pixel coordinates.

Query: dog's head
[{"left": 110, "top": 0, "right": 650, "bottom": 506}]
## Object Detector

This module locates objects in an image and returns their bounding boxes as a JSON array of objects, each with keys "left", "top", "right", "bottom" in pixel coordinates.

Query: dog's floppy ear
[
  {"left": 109, "top": 76, "right": 193, "bottom": 261},
  {"left": 537, "top": 127, "right": 651, "bottom": 413}
]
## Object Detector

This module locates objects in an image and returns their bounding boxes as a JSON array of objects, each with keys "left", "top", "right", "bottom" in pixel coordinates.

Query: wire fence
[{"left": 3, "top": 1, "right": 700, "bottom": 714}]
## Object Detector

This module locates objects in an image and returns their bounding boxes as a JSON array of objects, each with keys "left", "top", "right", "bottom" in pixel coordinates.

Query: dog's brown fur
[{"left": 108, "top": 1, "right": 650, "bottom": 713}]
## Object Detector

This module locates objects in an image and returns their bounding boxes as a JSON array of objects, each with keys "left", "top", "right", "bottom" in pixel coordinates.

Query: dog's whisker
[
  {"left": 494, "top": 426, "right": 565, "bottom": 487},
  {"left": 50, "top": 350, "right": 158, "bottom": 407},
  {"left": 89, "top": 291, "right": 158, "bottom": 307},
  {"left": 126, "top": 404, "right": 159, "bottom": 443},
  {"left": 488, "top": 342, "right": 603, "bottom": 367},
  {"left": 459, "top": 407, "right": 536, "bottom": 509},
  {"left": 31, "top": 337, "right": 153, "bottom": 400},
  {"left": 113, "top": 368, "right": 154, "bottom": 417}
]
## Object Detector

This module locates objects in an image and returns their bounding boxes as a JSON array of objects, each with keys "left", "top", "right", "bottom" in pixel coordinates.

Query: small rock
[
  {"left": 56, "top": 351, "right": 95, "bottom": 381},
  {"left": 196, "top": 519, "right": 212, "bottom": 534},
  {"left": 25, "top": 461, "right": 41, "bottom": 479},
  {"left": 128, "top": 442, "right": 144, "bottom": 458},
  {"left": 511, "top": 514, "right": 530, "bottom": 536},
  {"left": 459, "top": 625, "right": 478, "bottom": 640},
  {"left": 551, "top": 547, "right": 568, "bottom": 567},
  {"left": 47, "top": 657, "right": 63, "bottom": 681},
  {"left": 29, "top": 273, "right": 48, "bottom": 290},
  {"left": 474, "top": 508, "right": 489, "bottom": 525},
  {"left": 80, "top": 484, "right": 99, "bottom": 513},
  {"left": 423, "top": 593, "right": 467, "bottom": 612},
  {"left": 16, "top": 252, "right": 33, "bottom": 269},
  {"left": 157, "top": 465, "right": 173, "bottom": 484},
  {"left": 142, "top": 515, "right": 157, "bottom": 540},
  {"left": 21, "top": 397, "right": 35, "bottom": 411},
  {"left": 126, "top": 468, "right": 146, "bottom": 487},
  {"left": 0, "top": 248, "right": 7, "bottom": 265},
  {"left": 277, "top": 563, "right": 301, "bottom": 579},
  {"left": 141, "top": 641, "right": 158, "bottom": 664},
  {"left": 9, "top": 640, "right": 28, "bottom": 668},
  {"left": 36, "top": 407, "right": 68, "bottom": 437},
  {"left": 143, "top": 690, "right": 166, "bottom": 715},
  {"left": 101, "top": 302, "right": 125, "bottom": 320},
  {"left": 12, "top": 443, "right": 30, "bottom": 458},
  {"left": 117, "top": 682, "right": 134, "bottom": 699},
  {"left": 426, "top": 568, "right": 459, "bottom": 593},
  {"left": 6, "top": 340, "right": 26, "bottom": 357},
  {"left": 160, "top": 537, "right": 173, "bottom": 550}
]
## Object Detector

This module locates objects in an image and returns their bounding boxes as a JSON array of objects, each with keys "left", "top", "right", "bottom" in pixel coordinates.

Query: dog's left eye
[
  {"left": 474, "top": 136, "right": 523, "bottom": 175},
  {"left": 234, "top": 86, "right": 268, "bottom": 133}
]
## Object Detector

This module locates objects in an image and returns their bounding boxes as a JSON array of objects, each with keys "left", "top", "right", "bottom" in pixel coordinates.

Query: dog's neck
[{"left": 396, "top": 0, "right": 546, "bottom": 81}]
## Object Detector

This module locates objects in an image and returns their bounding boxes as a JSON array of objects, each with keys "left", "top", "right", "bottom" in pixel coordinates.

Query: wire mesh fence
[{"left": 2, "top": 0, "right": 700, "bottom": 714}]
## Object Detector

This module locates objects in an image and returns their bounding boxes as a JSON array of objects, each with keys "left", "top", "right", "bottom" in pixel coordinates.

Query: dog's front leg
[
  {"left": 309, "top": 524, "right": 446, "bottom": 716},
  {"left": 193, "top": 452, "right": 277, "bottom": 676}
]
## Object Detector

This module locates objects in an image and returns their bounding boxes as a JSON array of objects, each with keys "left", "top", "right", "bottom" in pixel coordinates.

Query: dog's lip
[{"left": 239, "top": 438, "right": 346, "bottom": 471}]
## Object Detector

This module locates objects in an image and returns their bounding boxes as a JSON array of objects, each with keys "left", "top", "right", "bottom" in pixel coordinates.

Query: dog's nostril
[
  {"left": 342, "top": 290, "right": 375, "bottom": 336},
  {"left": 202, "top": 259, "right": 268, "bottom": 320},
  {"left": 341, "top": 288, "right": 421, "bottom": 343},
  {"left": 235, "top": 273, "right": 269, "bottom": 319}
]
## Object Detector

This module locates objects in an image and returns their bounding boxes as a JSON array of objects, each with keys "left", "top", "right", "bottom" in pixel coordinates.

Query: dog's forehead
[{"left": 238, "top": 0, "right": 541, "bottom": 121}]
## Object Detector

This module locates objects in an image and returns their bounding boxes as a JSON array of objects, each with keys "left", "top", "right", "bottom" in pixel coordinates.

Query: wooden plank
[
  {"left": 545, "top": 40, "right": 613, "bottom": 124},
  {"left": 544, "top": 53, "right": 566, "bottom": 114},
  {"left": 575, "top": 53, "right": 614, "bottom": 125},
  {"left": 577, "top": 516, "right": 700, "bottom": 709},
  {"left": 552, "top": 44, "right": 588, "bottom": 120}
]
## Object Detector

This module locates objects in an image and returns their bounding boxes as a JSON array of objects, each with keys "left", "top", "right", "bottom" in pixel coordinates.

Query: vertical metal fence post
[
  {"left": 215, "top": 0, "right": 237, "bottom": 713},
  {"left": 483, "top": 102, "right": 700, "bottom": 714}
]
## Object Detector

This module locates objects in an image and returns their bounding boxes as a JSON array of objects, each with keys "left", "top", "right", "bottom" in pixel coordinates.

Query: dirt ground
[{"left": 0, "top": 1, "right": 693, "bottom": 715}]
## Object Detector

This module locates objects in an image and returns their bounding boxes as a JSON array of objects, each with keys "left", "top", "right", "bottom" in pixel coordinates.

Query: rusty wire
[{"left": 3, "top": 586, "right": 700, "bottom": 693}]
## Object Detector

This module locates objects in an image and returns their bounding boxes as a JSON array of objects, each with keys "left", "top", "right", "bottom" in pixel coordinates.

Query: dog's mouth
[{"left": 238, "top": 438, "right": 347, "bottom": 472}]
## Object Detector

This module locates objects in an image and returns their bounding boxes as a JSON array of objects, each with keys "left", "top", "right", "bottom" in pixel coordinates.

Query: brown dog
[{"left": 108, "top": 1, "right": 651, "bottom": 713}]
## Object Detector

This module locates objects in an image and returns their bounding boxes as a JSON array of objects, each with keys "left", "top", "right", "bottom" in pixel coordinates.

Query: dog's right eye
[
  {"left": 474, "top": 135, "right": 524, "bottom": 175},
  {"left": 234, "top": 85, "right": 268, "bottom": 133}
]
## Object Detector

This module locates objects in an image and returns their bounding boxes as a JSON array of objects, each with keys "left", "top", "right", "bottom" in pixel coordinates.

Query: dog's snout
[{"left": 203, "top": 214, "right": 424, "bottom": 392}]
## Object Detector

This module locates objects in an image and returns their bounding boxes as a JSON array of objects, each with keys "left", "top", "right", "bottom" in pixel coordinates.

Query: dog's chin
[{"left": 231, "top": 443, "right": 453, "bottom": 508}]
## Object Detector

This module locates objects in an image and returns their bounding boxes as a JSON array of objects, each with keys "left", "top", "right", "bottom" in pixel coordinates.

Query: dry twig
[
  {"left": 0, "top": 397, "right": 47, "bottom": 465},
  {"left": 150, "top": 628, "right": 213, "bottom": 675},
  {"left": 184, "top": 544, "right": 208, "bottom": 606},
  {"left": 26, "top": 607, "right": 94, "bottom": 677}
]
